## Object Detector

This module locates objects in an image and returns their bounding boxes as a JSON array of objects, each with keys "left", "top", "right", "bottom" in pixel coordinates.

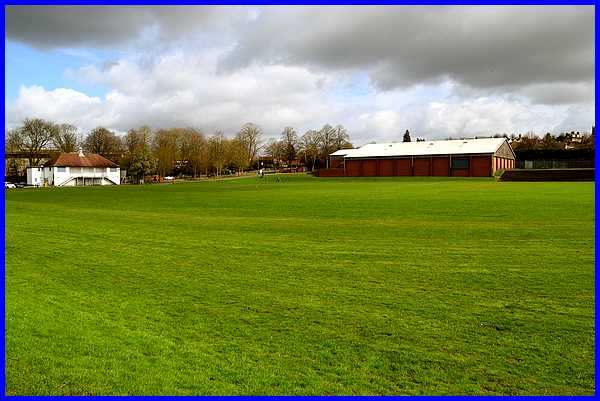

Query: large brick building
[{"left": 328, "top": 138, "right": 515, "bottom": 177}]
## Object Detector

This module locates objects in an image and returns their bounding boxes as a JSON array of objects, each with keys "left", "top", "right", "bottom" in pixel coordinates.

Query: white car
[{"left": 5, "top": 182, "right": 16, "bottom": 189}]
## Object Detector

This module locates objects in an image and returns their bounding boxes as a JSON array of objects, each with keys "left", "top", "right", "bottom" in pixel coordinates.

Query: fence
[
  {"left": 500, "top": 168, "right": 594, "bottom": 181},
  {"left": 516, "top": 159, "right": 594, "bottom": 169}
]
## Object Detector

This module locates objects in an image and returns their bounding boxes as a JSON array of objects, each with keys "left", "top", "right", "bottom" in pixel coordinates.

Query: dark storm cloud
[
  {"left": 5, "top": 6, "right": 230, "bottom": 49},
  {"left": 222, "top": 6, "right": 594, "bottom": 97},
  {"left": 8, "top": 6, "right": 594, "bottom": 98}
]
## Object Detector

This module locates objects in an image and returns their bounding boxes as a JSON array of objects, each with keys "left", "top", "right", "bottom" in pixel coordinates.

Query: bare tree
[
  {"left": 332, "top": 125, "right": 351, "bottom": 150},
  {"left": 318, "top": 124, "right": 335, "bottom": 168},
  {"left": 18, "top": 118, "right": 58, "bottom": 166},
  {"left": 178, "top": 128, "right": 207, "bottom": 177},
  {"left": 5, "top": 129, "right": 22, "bottom": 153},
  {"left": 281, "top": 126, "right": 298, "bottom": 168},
  {"left": 227, "top": 137, "right": 250, "bottom": 174},
  {"left": 153, "top": 129, "right": 181, "bottom": 176},
  {"left": 188, "top": 130, "right": 208, "bottom": 177},
  {"left": 84, "top": 127, "right": 122, "bottom": 161},
  {"left": 265, "top": 139, "right": 284, "bottom": 168},
  {"left": 124, "top": 127, "right": 151, "bottom": 155},
  {"left": 299, "top": 130, "right": 320, "bottom": 171},
  {"left": 5, "top": 129, "right": 24, "bottom": 178},
  {"left": 237, "top": 123, "right": 262, "bottom": 167},
  {"left": 208, "top": 130, "right": 227, "bottom": 176},
  {"left": 53, "top": 124, "right": 79, "bottom": 152}
]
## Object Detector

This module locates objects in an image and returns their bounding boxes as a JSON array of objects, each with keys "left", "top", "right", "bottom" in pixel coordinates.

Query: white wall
[
  {"left": 53, "top": 167, "right": 70, "bottom": 186},
  {"left": 26, "top": 167, "right": 43, "bottom": 186},
  {"left": 44, "top": 167, "right": 54, "bottom": 185},
  {"left": 105, "top": 167, "right": 120, "bottom": 185},
  {"left": 52, "top": 166, "right": 121, "bottom": 186}
]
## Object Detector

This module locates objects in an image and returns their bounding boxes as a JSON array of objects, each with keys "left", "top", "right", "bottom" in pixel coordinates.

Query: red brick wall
[
  {"left": 316, "top": 168, "right": 344, "bottom": 177},
  {"left": 339, "top": 155, "right": 496, "bottom": 177},
  {"left": 414, "top": 158, "right": 431, "bottom": 176},
  {"left": 378, "top": 159, "right": 395, "bottom": 176},
  {"left": 396, "top": 159, "right": 411, "bottom": 176},
  {"left": 471, "top": 156, "right": 492, "bottom": 177},
  {"left": 330, "top": 158, "right": 343, "bottom": 168},
  {"left": 432, "top": 157, "right": 450, "bottom": 176},
  {"left": 452, "top": 169, "right": 469, "bottom": 177},
  {"left": 362, "top": 160, "right": 377, "bottom": 176},
  {"left": 346, "top": 160, "right": 361, "bottom": 176}
]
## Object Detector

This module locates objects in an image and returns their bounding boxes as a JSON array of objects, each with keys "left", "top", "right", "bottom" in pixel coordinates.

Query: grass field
[{"left": 5, "top": 175, "right": 595, "bottom": 395}]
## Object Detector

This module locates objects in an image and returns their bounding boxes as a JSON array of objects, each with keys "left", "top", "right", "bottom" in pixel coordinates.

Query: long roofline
[
  {"left": 43, "top": 152, "right": 118, "bottom": 168},
  {"left": 337, "top": 137, "right": 514, "bottom": 159}
]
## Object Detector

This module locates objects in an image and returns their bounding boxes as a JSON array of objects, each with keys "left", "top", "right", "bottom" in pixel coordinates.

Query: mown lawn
[{"left": 4, "top": 175, "right": 595, "bottom": 395}]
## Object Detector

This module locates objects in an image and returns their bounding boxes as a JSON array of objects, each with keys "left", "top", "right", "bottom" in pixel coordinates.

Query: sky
[{"left": 4, "top": 5, "right": 595, "bottom": 145}]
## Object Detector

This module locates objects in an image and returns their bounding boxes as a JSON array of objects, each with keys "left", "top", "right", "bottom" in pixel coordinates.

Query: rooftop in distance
[{"left": 332, "top": 138, "right": 512, "bottom": 158}]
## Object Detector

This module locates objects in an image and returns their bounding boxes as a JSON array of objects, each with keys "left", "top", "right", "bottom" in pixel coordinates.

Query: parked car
[{"left": 5, "top": 182, "right": 16, "bottom": 189}]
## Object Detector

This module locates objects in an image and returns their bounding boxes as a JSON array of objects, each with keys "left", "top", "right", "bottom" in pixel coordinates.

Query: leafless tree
[
  {"left": 179, "top": 128, "right": 208, "bottom": 177},
  {"left": 53, "top": 124, "right": 79, "bottom": 153},
  {"left": 299, "top": 130, "right": 320, "bottom": 171},
  {"left": 281, "top": 127, "right": 298, "bottom": 168},
  {"left": 5, "top": 129, "right": 24, "bottom": 178},
  {"left": 153, "top": 128, "right": 181, "bottom": 176},
  {"left": 208, "top": 130, "right": 227, "bottom": 176},
  {"left": 237, "top": 123, "right": 262, "bottom": 167},
  {"left": 18, "top": 118, "right": 58, "bottom": 166},
  {"left": 84, "top": 127, "right": 122, "bottom": 161}
]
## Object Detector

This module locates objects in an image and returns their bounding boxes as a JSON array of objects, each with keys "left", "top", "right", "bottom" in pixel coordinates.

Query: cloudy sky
[{"left": 5, "top": 6, "right": 595, "bottom": 144}]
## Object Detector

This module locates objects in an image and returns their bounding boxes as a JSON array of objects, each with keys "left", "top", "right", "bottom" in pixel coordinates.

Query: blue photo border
[{"left": 1, "top": 1, "right": 597, "bottom": 398}]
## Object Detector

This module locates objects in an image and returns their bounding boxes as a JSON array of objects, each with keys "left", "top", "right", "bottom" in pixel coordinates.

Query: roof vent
[{"left": 78, "top": 147, "right": 84, "bottom": 157}]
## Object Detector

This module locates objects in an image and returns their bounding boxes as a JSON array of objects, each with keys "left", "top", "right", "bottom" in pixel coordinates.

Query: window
[
  {"left": 71, "top": 167, "right": 81, "bottom": 173},
  {"left": 57, "top": 167, "right": 66, "bottom": 172},
  {"left": 110, "top": 168, "right": 117, "bottom": 172},
  {"left": 452, "top": 158, "right": 469, "bottom": 169}
]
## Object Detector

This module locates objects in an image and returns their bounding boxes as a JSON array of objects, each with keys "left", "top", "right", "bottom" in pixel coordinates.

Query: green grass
[{"left": 5, "top": 174, "right": 595, "bottom": 395}]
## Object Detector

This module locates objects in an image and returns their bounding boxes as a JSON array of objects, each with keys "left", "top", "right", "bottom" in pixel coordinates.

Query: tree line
[
  {"left": 5, "top": 118, "right": 353, "bottom": 182},
  {"left": 265, "top": 124, "right": 352, "bottom": 170},
  {"left": 509, "top": 129, "right": 594, "bottom": 152}
]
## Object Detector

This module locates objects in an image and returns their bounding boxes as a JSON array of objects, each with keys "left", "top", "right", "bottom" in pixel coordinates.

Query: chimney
[{"left": 78, "top": 147, "right": 84, "bottom": 157}]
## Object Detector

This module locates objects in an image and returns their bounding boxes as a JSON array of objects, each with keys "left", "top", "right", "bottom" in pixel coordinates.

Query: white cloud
[{"left": 7, "top": 53, "right": 341, "bottom": 137}]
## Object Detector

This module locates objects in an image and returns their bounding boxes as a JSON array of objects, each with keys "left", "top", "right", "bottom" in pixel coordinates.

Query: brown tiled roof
[{"left": 43, "top": 153, "right": 118, "bottom": 168}]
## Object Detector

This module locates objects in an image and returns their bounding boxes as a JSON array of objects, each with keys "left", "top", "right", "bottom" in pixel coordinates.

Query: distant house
[{"left": 26, "top": 149, "right": 120, "bottom": 187}]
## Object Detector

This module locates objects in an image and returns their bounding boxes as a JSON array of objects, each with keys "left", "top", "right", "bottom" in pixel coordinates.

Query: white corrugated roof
[
  {"left": 341, "top": 138, "right": 508, "bottom": 158},
  {"left": 330, "top": 148, "right": 359, "bottom": 156}
]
